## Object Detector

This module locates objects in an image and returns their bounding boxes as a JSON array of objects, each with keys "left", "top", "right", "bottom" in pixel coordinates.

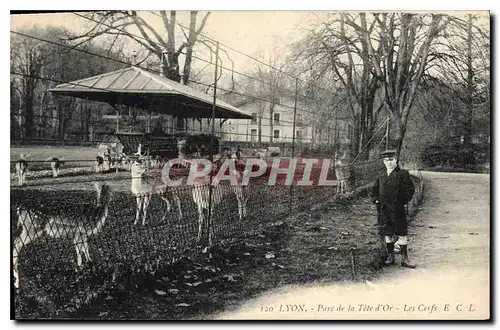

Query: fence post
[
  {"left": 289, "top": 78, "right": 298, "bottom": 213},
  {"left": 207, "top": 41, "right": 219, "bottom": 247}
]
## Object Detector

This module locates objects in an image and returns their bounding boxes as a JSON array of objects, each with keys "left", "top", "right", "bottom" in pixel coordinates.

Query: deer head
[{"left": 130, "top": 160, "right": 146, "bottom": 178}]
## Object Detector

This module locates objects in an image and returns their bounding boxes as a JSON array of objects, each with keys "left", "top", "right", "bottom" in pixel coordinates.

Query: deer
[
  {"left": 130, "top": 158, "right": 182, "bottom": 226},
  {"left": 117, "top": 153, "right": 132, "bottom": 171},
  {"left": 46, "top": 157, "right": 65, "bottom": 178},
  {"left": 96, "top": 154, "right": 105, "bottom": 173},
  {"left": 334, "top": 145, "right": 351, "bottom": 196},
  {"left": 191, "top": 152, "right": 250, "bottom": 247},
  {"left": 12, "top": 182, "right": 112, "bottom": 289},
  {"left": 15, "top": 153, "right": 31, "bottom": 186}
]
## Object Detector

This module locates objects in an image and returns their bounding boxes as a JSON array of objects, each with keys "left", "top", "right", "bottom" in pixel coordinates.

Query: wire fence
[{"left": 10, "top": 18, "right": 398, "bottom": 318}]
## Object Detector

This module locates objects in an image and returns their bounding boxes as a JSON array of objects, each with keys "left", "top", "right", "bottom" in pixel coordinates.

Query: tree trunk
[
  {"left": 24, "top": 97, "right": 35, "bottom": 140},
  {"left": 182, "top": 11, "right": 197, "bottom": 85},
  {"left": 389, "top": 113, "right": 406, "bottom": 158},
  {"left": 464, "top": 14, "right": 474, "bottom": 148},
  {"left": 350, "top": 114, "right": 360, "bottom": 160},
  {"left": 39, "top": 92, "right": 46, "bottom": 139},
  {"left": 258, "top": 116, "right": 262, "bottom": 144},
  {"left": 310, "top": 121, "right": 316, "bottom": 149},
  {"left": 58, "top": 104, "right": 65, "bottom": 141},
  {"left": 269, "top": 102, "right": 274, "bottom": 144},
  {"left": 163, "top": 12, "right": 181, "bottom": 82}
]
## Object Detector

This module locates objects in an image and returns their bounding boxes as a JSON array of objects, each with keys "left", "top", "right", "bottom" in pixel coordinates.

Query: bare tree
[
  {"left": 69, "top": 11, "right": 211, "bottom": 85},
  {"left": 430, "top": 14, "right": 490, "bottom": 148},
  {"left": 350, "top": 13, "right": 450, "bottom": 154},
  {"left": 10, "top": 31, "right": 49, "bottom": 140},
  {"left": 10, "top": 26, "right": 128, "bottom": 141},
  {"left": 296, "top": 77, "right": 350, "bottom": 150},
  {"left": 291, "top": 13, "right": 384, "bottom": 160}
]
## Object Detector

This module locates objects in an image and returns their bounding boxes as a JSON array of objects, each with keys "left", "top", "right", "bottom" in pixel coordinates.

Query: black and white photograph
[{"left": 9, "top": 9, "right": 491, "bottom": 321}]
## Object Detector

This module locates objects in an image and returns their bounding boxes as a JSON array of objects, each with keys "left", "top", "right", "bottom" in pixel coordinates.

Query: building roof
[{"left": 49, "top": 66, "right": 253, "bottom": 120}]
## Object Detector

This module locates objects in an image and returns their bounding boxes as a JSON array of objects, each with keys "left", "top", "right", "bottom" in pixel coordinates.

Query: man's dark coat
[{"left": 371, "top": 166, "right": 415, "bottom": 236}]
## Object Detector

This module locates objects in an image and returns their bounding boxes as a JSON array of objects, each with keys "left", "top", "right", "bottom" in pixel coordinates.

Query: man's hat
[{"left": 380, "top": 149, "right": 397, "bottom": 158}]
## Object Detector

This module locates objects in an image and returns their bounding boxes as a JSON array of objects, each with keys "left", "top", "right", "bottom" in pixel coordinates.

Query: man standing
[{"left": 371, "top": 149, "right": 416, "bottom": 268}]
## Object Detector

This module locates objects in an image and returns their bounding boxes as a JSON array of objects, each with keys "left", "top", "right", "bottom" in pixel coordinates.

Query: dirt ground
[{"left": 213, "top": 171, "right": 491, "bottom": 320}]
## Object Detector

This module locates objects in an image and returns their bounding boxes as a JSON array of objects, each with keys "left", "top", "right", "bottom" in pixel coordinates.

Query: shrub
[{"left": 420, "top": 143, "right": 490, "bottom": 170}]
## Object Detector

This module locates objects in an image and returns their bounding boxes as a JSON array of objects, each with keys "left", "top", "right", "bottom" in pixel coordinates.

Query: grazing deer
[
  {"left": 12, "top": 182, "right": 112, "bottom": 289},
  {"left": 192, "top": 154, "right": 250, "bottom": 247},
  {"left": 130, "top": 159, "right": 182, "bottom": 226},
  {"left": 15, "top": 153, "right": 31, "bottom": 186},
  {"left": 46, "top": 157, "right": 65, "bottom": 178},
  {"left": 96, "top": 154, "right": 105, "bottom": 173}
]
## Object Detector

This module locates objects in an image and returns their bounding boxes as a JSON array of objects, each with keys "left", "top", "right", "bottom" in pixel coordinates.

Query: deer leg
[
  {"left": 134, "top": 196, "right": 143, "bottom": 226},
  {"left": 174, "top": 194, "right": 182, "bottom": 219},
  {"left": 142, "top": 195, "right": 151, "bottom": 226},
  {"left": 197, "top": 205, "right": 204, "bottom": 244},
  {"left": 83, "top": 239, "right": 92, "bottom": 263},
  {"left": 208, "top": 205, "right": 216, "bottom": 246},
  {"left": 245, "top": 195, "right": 249, "bottom": 216},
  {"left": 13, "top": 236, "right": 25, "bottom": 289},
  {"left": 242, "top": 196, "right": 248, "bottom": 218},
  {"left": 160, "top": 194, "right": 171, "bottom": 221},
  {"left": 237, "top": 197, "right": 243, "bottom": 221},
  {"left": 73, "top": 237, "right": 83, "bottom": 267},
  {"left": 163, "top": 195, "right": 172, "bottom": 213}
]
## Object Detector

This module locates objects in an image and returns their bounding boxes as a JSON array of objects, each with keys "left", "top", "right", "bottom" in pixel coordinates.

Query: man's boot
[
  {"left": 400, "top": 244, "right": 416, "bottom": 268},
  {"left": 384, "top": 242, "right": 395, "bottom": 265}
]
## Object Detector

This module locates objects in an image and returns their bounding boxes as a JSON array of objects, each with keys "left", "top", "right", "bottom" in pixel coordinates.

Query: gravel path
[{"left": 213, "top": 172, "right": 490, "bottom": 320}]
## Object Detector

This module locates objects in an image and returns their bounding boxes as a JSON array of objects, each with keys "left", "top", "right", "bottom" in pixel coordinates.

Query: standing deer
[
  {"left": 192, "top": 153, "right": 250, "bottom": 247},
  {"left": 15, "top": 153, "right": 31, "bottom": 186},
  {"left": 96, "top": 154, "right": 105, "bottom": 173},
  {"left": 334, "top": 145, "right": 351, "bottom": 196},
  {"left": 130, "top": 159, "right": 182, "bottom": 226},
  {"left": 46, "top": 157, "right": 65, "bottom": 178},
  {"left": 12, "top": 182, "right": 112, "bottom": 289}
]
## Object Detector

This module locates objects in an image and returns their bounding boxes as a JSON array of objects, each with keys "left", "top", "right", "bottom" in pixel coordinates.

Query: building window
[
  {"left": 273, "top": 113, "right": 280, "bottom": 126},
  {"left": 273, "top": 97, "right": 281, "bottom": 105},
  {"left": 296, "top": 130, "right": 302, "bottom": 140},
  {"left": 273, "top": 129, "right": 280, "bottom": 139},
  {"left": 296, "top": 114, "right": 302, "bottom": 125},
  {"left": 251, "top": 112, "right": 258, "bottom": 124},
  {"left": 250, "top": 129, "right": 258, "bottom": 142}
]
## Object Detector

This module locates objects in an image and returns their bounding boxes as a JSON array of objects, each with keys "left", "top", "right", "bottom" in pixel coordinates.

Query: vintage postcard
[{"left": 9, "top": 9, "right": 490, "bottom": 321}]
